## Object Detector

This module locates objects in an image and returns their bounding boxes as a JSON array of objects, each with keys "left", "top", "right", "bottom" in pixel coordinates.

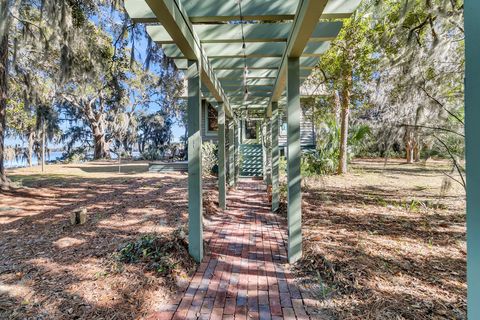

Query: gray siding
[
  {"left": 201, "top": 100, "right": 315, "bottom": 148},
  {"left": 279, "top": 109, "right": 315, "bottom": 147}
]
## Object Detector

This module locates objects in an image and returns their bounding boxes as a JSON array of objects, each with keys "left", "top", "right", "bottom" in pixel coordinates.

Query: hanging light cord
[{"left": 236, "top": 0, "right": 249, "bottom": 104}]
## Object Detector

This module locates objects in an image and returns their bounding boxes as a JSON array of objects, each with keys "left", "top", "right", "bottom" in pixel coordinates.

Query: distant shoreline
[{"left": 4, "top": 151, "right": 64, "bottom": 169}]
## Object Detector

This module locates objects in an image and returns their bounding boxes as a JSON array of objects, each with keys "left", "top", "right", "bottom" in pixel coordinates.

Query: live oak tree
[
  {"left": 59, "top": 21, "right": 129, "bottom": 159},
  {"left": 1, "top": 0, "right": 182, "bottom": 175},
  {"left": 0, "top": 0, "right": 92, "bottom": 185},
  {"left": 0, "top": 0, "right": 10, "bottom": 184},
  {"left": 369, "top": 0, "right": 464, "bottom": 178}
]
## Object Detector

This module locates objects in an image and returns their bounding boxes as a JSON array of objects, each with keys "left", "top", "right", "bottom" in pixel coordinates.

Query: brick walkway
[{"left": 149, "top": 179, "right": 310, "bottom": 320}]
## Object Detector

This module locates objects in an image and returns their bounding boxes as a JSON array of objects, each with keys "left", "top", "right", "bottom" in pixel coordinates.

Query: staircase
[{"left": 239, "top": 143, "right": 263, "bottom": 177}]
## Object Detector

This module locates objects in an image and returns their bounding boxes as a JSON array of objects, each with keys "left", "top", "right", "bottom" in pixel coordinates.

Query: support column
[
  {"left": 286, "top": 57, "right": 302, "bottom": 264},
  {"left": 187, "top": 60, "right": 203, "bottom": 262},
  {"left": 228, "top": 121, "right": 235, "bottom": 187},
  {"left": 262, "top": 121, "right": 268, "bottom": 182},
  {"left": 265, "top": 120, "right": 272, "bottom": 186},
  {"left": 235, "top": 120, "right": 240, "bottom": 186},
  {"left": 218, "top": 103, "right": 226, "bottom": 210},
  {"left": 465, "top": 3, "right": 480, "bottom": 317},
  {"left": 271, "top": 102, "right": 280, "bottom": 212}
]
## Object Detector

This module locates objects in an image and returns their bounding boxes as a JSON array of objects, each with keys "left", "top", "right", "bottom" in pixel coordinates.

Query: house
[{"left": 200, "top": 98, "right": 316, "bottom": 177}]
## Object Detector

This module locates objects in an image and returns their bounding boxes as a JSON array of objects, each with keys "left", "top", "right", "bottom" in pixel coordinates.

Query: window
[
  {"left": 280, "top": 120, "right": 287, "bottom": 135},
  {"left": 245, "top": 120, "right": 257, "bottom": 140},
  {"left": 207, "top": 104, "right": 218, "bottom": 133}
]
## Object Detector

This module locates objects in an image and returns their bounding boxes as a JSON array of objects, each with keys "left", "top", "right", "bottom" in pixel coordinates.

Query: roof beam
[
  {"left": 146, "top": 22, "right": 342, "bottom": 44},
  {"left": 267, "top": 0, "right": 329, "bottom": 116},
  {"left": 135, "top": 0, "right": 233, "bottom": 117},
  {"left": 125, "top": 0, "right": 362, "bottom": 23},
  {"left": 226, "top": 91, "right": 272, "bottom": 97},
  {"left": 209, "top": 57, "right": 282, "bottom": 70},
  {"left": 163, "top": 42, "right": 286, "bottom": 58},
  {"left": 224, "top": 86, "right": 273, "bottom": 93},
  {"left": 216, "top": 69, "right": 278, "bottom": 79},
  {"left": 172, "top": 58, "right": 315, "bottom": 72},
  {"left": 220, "top": 79, "right": 275, "bottom": 86}
]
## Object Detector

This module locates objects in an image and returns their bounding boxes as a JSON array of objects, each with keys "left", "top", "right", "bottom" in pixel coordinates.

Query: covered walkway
[
  {"left": 148, "top": 179, "right": 309, "bottom": 320},
  {"left": 125, "top": 0, "right": 361, "bottom": 264}
]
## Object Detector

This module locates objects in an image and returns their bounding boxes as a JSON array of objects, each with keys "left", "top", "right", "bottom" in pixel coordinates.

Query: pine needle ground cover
[
  {"left": 0, "top": 161, "right": 198, "bottom": 319},
  {"left": 293, "top": 159, "right": 466, "bottom": 319}
]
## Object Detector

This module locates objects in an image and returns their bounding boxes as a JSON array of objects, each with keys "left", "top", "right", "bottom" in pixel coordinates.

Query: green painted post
[
  {"left": 465, "top": 2, "right": 480, "bottom": 317},
  {"left": 187, "top": 60, "right": 203, "bottom": 262},
  {"left": 228, "top": 121, "right": 235, "bottom": 187},
  {"left": 265, "top": 120, "right": 272, "bottom": 186},
  {"left": 271, "top": 102, "right": 280, "bottom": 212},
  {"left": 262, "top": 121, "right": 267, "bottom": 181},
  {"left": 218, "top": 103, "right": 226, "bottom": 210},
  {"left": 234, "top": 120, "right": 240, "bottom": 186},
  {"left": 287, "top": 57, "right": 302, "bottom": 264},
  {"left": 241, "top": 119, "right": 245, "bottom": 142}
]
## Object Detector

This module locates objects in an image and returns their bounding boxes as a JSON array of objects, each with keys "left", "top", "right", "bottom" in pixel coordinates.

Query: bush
[
  {"left": 112, "top": 230, "right": 195, "bottom": 278},
  {"left": 62, "top": 147, "right": 89, "bottom": 164},
  {"left": 140, "top": 148, "right": 164, "bottom": 161},
  {"left": 301, "top": 149, "right": 337, "bottom": 176},
  {"left": 279, "top": 156, "right": 287, "bottom": 174}
]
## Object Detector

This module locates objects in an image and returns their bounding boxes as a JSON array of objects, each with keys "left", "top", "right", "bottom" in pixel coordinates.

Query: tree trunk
[
  {"left": 27, "top": 131, "right": 35, "bottom": 167},
  {"left": 92, "top": 124, "right": 109, "bottom": 159},
  {"left": 406, "top": 144, "right": 413, "bottom": 163},
  {"left": 41, "top": 119, "right": 45, "bottom": 172},
  {"left": 337, "top": 75, "right": 352, "bottom": 175},
  {"left": 414, "top": 143, "right": 420, "bottom": 162},
  {"left": 0, "top": 16, "right": 9, "bottom": 186},
  {"left": 404, "top": 129, "right": 415, "bottom": 164},
  {"left": 333, "top": 90, "right": 341, "bottom": 126}
]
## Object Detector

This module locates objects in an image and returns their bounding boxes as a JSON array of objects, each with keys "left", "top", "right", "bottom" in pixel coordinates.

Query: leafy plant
[
  {"left": 113, "top": 230, "right": 195, "bottom": 278},
  {"left": 62, "top": 146, "right": 89, "bottom": 164},
  {"left": 302, "top": 112, "right": 372, "bottom": 176}
]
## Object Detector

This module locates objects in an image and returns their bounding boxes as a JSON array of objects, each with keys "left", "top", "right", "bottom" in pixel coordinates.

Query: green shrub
[
  {"left": 62, "top": 147, "right": 88, "bottom": 163},
  {"left": 140, "top": 146, "right": 168, "bottom": 160},
  {"left": 302, "top": 117, "right": 372, "bottom": 175},
  {"left": 113, "top": 230, "right": 195, "bottom": 277},
  {"left": 301, "top": 149, "right": 338, "bottom": 176}
]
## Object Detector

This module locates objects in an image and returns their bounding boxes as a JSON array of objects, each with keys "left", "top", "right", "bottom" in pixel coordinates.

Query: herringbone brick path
[{"left": 148, "top": 179, "right": 309, "bottom": 320}]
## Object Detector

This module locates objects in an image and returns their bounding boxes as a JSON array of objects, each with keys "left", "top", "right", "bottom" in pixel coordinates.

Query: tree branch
[
  {"left": 399, "top": 124, "right": 464, "bottom": 137},
  {"left": 435, "top": 135, "right": 466, "bottom": 190}
]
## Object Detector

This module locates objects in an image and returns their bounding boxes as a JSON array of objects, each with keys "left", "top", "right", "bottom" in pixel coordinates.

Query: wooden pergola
[{"left": 124, "top": 0, "right": 361, "bottom": 263}]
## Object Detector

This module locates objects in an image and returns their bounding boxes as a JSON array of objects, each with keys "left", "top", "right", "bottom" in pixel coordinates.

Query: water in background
[
  {"left": 5, "top": 150, "right": 142, "bottom": 169},
  {"left": 5, "top": 151, "right": 64, "bottom": 169}
]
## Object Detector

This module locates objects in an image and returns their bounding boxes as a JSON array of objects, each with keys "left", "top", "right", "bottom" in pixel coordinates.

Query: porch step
[{"left": 240, "top": 144, "right": 263, "bottom": 177}]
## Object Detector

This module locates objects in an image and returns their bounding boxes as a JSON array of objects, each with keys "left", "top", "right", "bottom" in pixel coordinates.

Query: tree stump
[{"left": 70, "top": 208, "right": 87, "bottom": 225}]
